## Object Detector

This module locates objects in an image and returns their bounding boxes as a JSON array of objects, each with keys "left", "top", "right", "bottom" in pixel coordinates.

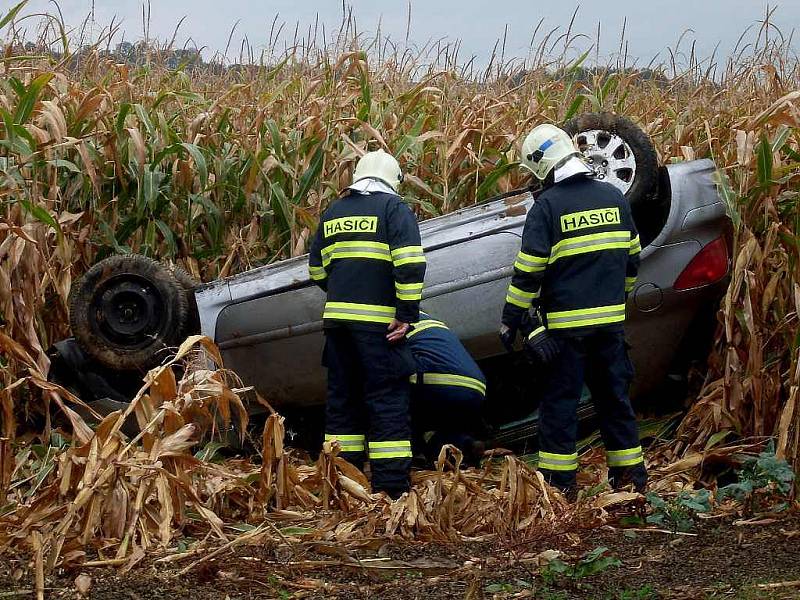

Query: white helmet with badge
[{"left": 521, "top": 124, "right": 592, "bottom": 182}]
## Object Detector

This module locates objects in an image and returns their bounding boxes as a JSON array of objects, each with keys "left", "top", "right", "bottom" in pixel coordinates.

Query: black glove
[
  {"left": 525, "top": 326, "right": 560, "bottom": 365},
  {"left": 499, "top": 323, "right": 518, "bottom": 353}
]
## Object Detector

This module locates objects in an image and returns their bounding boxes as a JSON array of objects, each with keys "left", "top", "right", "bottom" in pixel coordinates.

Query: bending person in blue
[{"left": 406, "top": 313, "right": 487, "bottom": 463}]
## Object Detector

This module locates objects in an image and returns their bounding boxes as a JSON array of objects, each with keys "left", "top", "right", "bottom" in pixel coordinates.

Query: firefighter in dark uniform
[
  {"left": 308, "top": 149, "right": 426, "bottom": 498},
  {"left": 406, "top": 313, "right": 486, "bottom": 462},
  {"left": 499, "top": 124, "right": 647, "bottom": 494}
]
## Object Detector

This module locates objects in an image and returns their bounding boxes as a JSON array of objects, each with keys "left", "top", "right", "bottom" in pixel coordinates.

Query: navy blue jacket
[
  {"left": 407, "top": 314, "right": 486, "bottom": 397},
  {"left": 501, "top": 176, "right": 641, "bottom": 336},
  {"left": 308, "top": 190, "right": 426, "bottom": 329}
]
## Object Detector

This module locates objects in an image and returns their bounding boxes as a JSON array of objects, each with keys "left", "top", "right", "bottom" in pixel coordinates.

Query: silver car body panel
[{"left": 196, "top": 159, "right": 728, "bottom": 408}]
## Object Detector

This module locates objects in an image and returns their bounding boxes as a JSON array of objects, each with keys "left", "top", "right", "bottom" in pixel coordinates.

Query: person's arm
[
  {"left": 387, "top": 199, "right": 426, "bottom": 338},
  {"left": 501, "top": 199, "right": 553, "bottom": 333},
  {"left": 626, "top": 207, "right": 641, "bottom": 297},
  {"left": 308, "top": 216, "right": 328, "bottom": 291}
]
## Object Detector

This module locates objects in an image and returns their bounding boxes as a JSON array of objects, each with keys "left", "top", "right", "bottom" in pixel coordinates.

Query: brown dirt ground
[{"left": 2, "top": 515, "right": 800, "bottom": 600}]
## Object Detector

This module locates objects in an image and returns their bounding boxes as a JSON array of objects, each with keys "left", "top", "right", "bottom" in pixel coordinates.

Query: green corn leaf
[
  {"left": 181, "top": 142, "right": 209, "bottom": 189},
  {"left": 566, "top": 49, "right": 591, "bottom": 75},
  {"left": 14, "top": 72, "right": 54, "bottom": 125},
  {"left": 142, "top": 169, "right": 164, "bottom": 210},
  {"left": 0, "top": 107, "right": 16, "bottom": 142},
  {"left": 771, "top": 124, "right": 792, "bottom": 155},
  {"left": 600, "top": 75, "right": 618, "bottom": 105},
  {"left": 756, "top": 134, "right": 773, "bottom": 187},
  {"left": 133, "top": 103, "right": 155, "bottom": 137},
  {"left": 143, "top": 219, "right": 157, "bottom": 255},
  {"left": 713, "top": 169, "right": 740, "bottom": 230},
  {"left": 115, "top": 103, "right": 133, "bottom": 135},
  {"left": 0, "top": 1, "right": 29, "bottom": 31},
  {"left": 269, "top": 180, "right": 292, "bottom": 234},
  {"left": 155, "top": 219, "right": 177, "bottom": 256},
  {"left": 292, "top": 144, "right": 325, "bottom": 205},
  {"left": 357, "top": 68, "right": 372, "bottom": 122},
  {"left": 580, "top": 92, "right": 602, "bottom": 113},
  {"left": 48, "top": 159, "right": 80, "bottom": 173},
  {"left": 19, "top": 199, "right": 62, "bottom": 241},
  {"left": 563, "top": 95, "right": 586, "bottom": 121},
  {"left": 476, "top": 161, "right": 515, "bottom": 201}
]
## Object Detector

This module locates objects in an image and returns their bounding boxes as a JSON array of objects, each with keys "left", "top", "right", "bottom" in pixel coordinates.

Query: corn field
[{"left": 0, "top": 5, "right": 798, "bottom": 485}]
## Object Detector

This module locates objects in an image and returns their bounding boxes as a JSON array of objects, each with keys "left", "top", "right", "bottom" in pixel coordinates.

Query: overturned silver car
[{"left": 55, "top": 114, "right": 731, "bottom": 446}]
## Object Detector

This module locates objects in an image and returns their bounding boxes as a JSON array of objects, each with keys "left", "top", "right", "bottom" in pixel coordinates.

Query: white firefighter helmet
[
  {"left": 520, "top": 124, "right": 588, "bottom": 181},
  {"left": 352, "top": 149, "right": 403, "bottom": 191}
]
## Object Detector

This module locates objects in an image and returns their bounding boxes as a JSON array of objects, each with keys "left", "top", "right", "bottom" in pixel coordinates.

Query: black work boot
[{"left": 609, "top": 465, "right": 648, "bottom": 493}]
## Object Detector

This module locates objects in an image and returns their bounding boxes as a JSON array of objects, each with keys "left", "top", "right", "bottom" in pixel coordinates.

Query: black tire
[
  {"left": 167, "top": 263, "right": 201, "bottom": 337},
  {"left": 69, "top": 254, "right": 189, "bottom": 371},
  {"left": 563, "top": 112, "right": 658, "bottom": 206}
]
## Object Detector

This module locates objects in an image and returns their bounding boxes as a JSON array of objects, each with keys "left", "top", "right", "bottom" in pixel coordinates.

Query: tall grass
[{"left": 0, "top": 4, "right": 798, "bottom": 473}]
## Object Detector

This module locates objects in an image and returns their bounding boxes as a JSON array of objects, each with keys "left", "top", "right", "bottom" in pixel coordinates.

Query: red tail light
[{"left": 674, "top": 237, "right": 730, "bottom": 291}]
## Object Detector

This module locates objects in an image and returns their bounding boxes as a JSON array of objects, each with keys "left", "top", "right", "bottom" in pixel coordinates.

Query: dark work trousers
[
  {"left": 322, "top": 327, "right": 416, "bottom": 496},
  {"left": 410, "top": 381, "right": 484, "bottom": 461},
  {"left": 538, "top": 330, "right": 648, "bottom": 491}
]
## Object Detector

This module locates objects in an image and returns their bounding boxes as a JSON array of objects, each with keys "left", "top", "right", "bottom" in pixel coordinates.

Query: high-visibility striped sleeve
[
  {"left": 627, "top": 220, "right": 641, "bottom": 289},
  {"left": 387, "top": 199, "right": 426, "bottom": 324},
  {"left": 308, "top": 219, "right": 328, "bottom": 291},
  {"left": 395, "top": 280, "right": 423, "bottom": 301},
  {"left": 514, "top": 251, "right": 548, "bottom": 273},
  {"left": 502, "top": 200, "right": 552, "bottom": 331},
  {"left": 391, "top": 245, "right": 426, "bottom": 266},
  {"left": 368, "top": 440, "right": 412, "bottom": 460},
  {"left": 309, "top": 264, "right": 327, "bottom": 281},
  {"left": 505, "top": 284, "right": 540, "bottom": 309},
  {"left": 629, "top": 235, "right": 642, "bottom": 255}
]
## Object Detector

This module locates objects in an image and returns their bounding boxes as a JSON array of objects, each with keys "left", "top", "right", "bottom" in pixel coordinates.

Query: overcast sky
[{"left": 13, "top": 1, "right": 799, "bottom": 67}]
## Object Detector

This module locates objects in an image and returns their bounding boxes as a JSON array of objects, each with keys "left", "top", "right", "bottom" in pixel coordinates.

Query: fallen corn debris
[{"left": 0, "top": 336, "right": 779, "bottom": 596}]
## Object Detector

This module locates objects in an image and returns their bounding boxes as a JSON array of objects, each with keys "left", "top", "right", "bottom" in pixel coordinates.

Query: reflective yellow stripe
[
  {"left": 394, "top": 256, "right": 427, "bottom": 267},
  {"left": 607, "top": 446, "right": 644, "bottom": 467},
  {"left": 325, "top": 433, "right": 365, "bottom": 452},
  {"left": 506, "top": 284, "right": 540, "bottom": 309},
  {"left": 390, "top": 245, "right": 424, "bottom": 258},
  {"left": 323, "top": 301, "right": 396, "bottom": 324},
  {"left": 321, "top": 241, "right": 392, "bottom": 266},
  {"left": 325, "top": 434, "right": 365, "bottom": 441},
  {"left": 625, "top": 276, "right": 637, "bottom": 292},
  {"left": 549, "top": 231, "right": 631, "bottom": 263},
  {"left": 368, "top": 440, "right": 412, "bottom": 459},
  {"left": 514, "top": 251, "right": 548, "bottom": 273},
  {"left": 309, "top": 265, "right": 327, "bottom": 280},
  {"left": 528, "top": 326, "right": 546, "bottom": 340},
  {"left": 409, "top": 372, "right": 486, "bottom": 396},
  {"left": 407, "top": 319, "right": 448, "bottom": 338},
  {"left": 546, "top": 303, "right": 626, "bottom": 330},
  {"left": 391, "top": 246, "right": 426, "bottom": 267},
  {"left": 538, "top": 451, "right": 578, "bottom": 471},
  {"left": 630, "top": 235, "right": 641, "bottom": 255},
  {"left": 395, "top": 281, "right": 424, "bottom": 301},
  {"left": 397, "top": 292, "right": 422, "bottom": 300}
]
